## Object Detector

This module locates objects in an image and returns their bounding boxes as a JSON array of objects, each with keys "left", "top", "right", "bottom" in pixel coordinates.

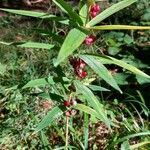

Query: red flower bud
[
  {"left": 77, "top": 69, "right": 87, "bottom": 79},
  {"left": 90, "top": 11, "right": 98, "bottom": 18},
  {"left": 84, "top": 35, "right": 96, "bottom": 45},
  {"left": 90, "top": 4, "right": 100, "bottom": 13},
  {"left": 70, "top": 99, "right": 77, "bottom": 106},
  {"left": 65, "top": 111, "right": 71, "bottom": 117},
  {"left": 63, "top": 101, "right": 70, "bottom": 107}
]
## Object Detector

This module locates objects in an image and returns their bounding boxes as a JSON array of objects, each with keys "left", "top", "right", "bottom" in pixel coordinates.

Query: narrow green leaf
[
  {"left": 87, "top": 25, "right": 150, "bottom": 30},
  {"left": 22, "top": 77, "right": 55, "bottom": 89},
  {"left": 0, "top": 41, "right": 12, "bottom": 45},
  {"left": 86, "top": 0, "right": 137, "bottom": 27},
  {"left": 93, "top": 55, "right": 150, "bottom": 79},
  {"left": 0, "top": 8, "right": 56, "bottom": 19},
  {"left": 88, "top": 85, "right": 110, "bottom": 92},
  {"left": 17, "top": 42, "right": 54, "bottom": 50},
  {"left": 74, "top": 81, "right": 111, "bottom": 128},
  {"left": 74, "top": 104, "right": 100, "bottom": 118},
  {"left": 79, "top": 4, "right": 88, "bottom": 25},
  {"left": 0, "top": 41, "right": 55, "bottom": 50},
  {"left": 53, "top": 0, "right": 83, "bottom": 25},
  {"left": 80, "top": 55, "right": 122, "bottom": 93},
  {"left": 55, "top": 28, "right": 87, "bottom": 66},
  {"left": 108, "top": 132, "right": 150, "bottom": 148},
  {"left": 130, "top": 141, "right": 150, "bottom": 150},
  {"left": 35, "top": 106, "right": 64, "bottom": 132}
]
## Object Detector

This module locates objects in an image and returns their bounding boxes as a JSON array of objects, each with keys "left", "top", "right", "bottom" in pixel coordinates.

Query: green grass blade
[
  {"left": 53, "top": 0, "right": 83, "bottom": 25},
  {"left": 80, "top": 55, "right": 122, "bottom": 93},
  {"left": 0, "top": 8, "right": 56, "bottom": 19},
  {"left": 54, "top": 28, "right": 86, "bottom": 66},
  {"left": 108, "top": 132, "right": 150, "bottom": 148},
  {"left": 18, "top": 42, "right": 55, "bottom": 49},
  {"left": 87, "top": 25, "right": 150, "bottom": 30},
  {"left": 130, "top": 141, "right": 150, "bottom": 149},
  {"left": 0, "top": 41, "right": 55, "bottom": 50},
  {"left": 86, "top": 0, "right": 137, "bottom": 27}
]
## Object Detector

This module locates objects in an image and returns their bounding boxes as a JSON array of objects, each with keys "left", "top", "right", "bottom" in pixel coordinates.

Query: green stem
[{"left": 84, "top": 112, "right": 89, "bottom": 150}]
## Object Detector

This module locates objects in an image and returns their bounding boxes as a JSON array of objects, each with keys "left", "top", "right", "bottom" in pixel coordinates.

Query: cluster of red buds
[
  {"left": 90, "top": 4, "right": 101, "bottom": 18},
  {"left": 63, "top": 99, "right": 77, "bottom": 107},
  {"left": 69, "top": 57, "right": 87, "bottom": 79},
  {"left": 63, "top": 99, "right": 77, "bottom": 117},
  {"left": 65, "top": 109, "right": 77, "bottom": 117},
  {"left": 84, "top": 35, "right": 96, "bottom": 46}
]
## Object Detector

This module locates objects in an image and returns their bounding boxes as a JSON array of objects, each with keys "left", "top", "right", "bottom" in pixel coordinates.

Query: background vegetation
[{"left": 0, "top": 0, "right": 150, "bottom": 149}]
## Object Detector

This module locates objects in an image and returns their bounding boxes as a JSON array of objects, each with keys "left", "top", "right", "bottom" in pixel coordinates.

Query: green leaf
[
  {"left": 22, "top": 77, "right": 55, "bottom": 89},
  {"left": 88, "top": 85, "right": 110, "bottom": 92},
  {"left": 0, "top": 8, "right": 56, "bottom": 19},
  {"left": 92, "top": 55, "right": 150, "bottom": 79},
  {"left": 18, "top": 42, "right": 55, "bottom": 49},
  {"left": 0, "top": 41, "right": 55, "bottom": 50},
  {"left": 80, "top": 55, "right": 122, "bottom": 93},
  {"left": 53, "top": 0, "right": 83, "bottom": 25},
  {"left": 86, "top": 25, "right": 150, "bottom": 30},
  {"left": 79, "top": 4, "right": 88, "bottom": 25},
  {"left": 121, "top": 141, "right": 131, "bottom": 150},
  {"left": 35, "top": 106, "right": 64, "bottom": 132},
  {"left": 86, "top": 0, "right": 137, "bottom": 27},
  {"left": 74, "top": 104, "right": 100, "bottom": 118},
  {"left": 108, "top": 132, "right": 150, "bottom": 148},
  {"left": 113, "top": 73, "right": 129, "bottom": 85},
  {"left": 54, "top": 28, "right": 87, "bottom": 66},
  {"left": 74, "top": 81, "right": 111, "bottom": 128},
  {"left": 108, "top": 47, "right": 121, "bottom": 55}
]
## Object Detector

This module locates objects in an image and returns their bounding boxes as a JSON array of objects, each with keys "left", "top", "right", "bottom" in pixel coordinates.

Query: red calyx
[
  {"left": 84, "top": 35, "right": 96, "bottom": 46},
  {"left": 69, "top": 57, "right": 87, "bottom": 79},
  {"left": 63, "top": 101, "right": 70, "bottom": 107}
]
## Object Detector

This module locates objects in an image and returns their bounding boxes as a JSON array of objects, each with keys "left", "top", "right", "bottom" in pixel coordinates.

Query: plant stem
[
  {"left": 65, "top": 116, "right": 69, "bottom": 150},
  {"left": 65, "top": 94, "right": 72, "bottom": 150},
  {"left": 84, "top": 112, "right": 89, "bottom": 150}
]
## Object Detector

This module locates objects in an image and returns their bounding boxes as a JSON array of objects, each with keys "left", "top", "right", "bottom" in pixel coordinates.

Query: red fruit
[
  {"left": 84, "top": 35, "right": 96, "bottom": 45},
  {"left": 90, "top": 4, "right": 100, "bottom": 13},
  {"left": 63, "top": 101, "right": 70, "bottom": 107}
]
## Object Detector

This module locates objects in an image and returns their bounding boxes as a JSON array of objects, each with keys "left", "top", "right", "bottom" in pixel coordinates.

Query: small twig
[
  {"left": 65, "top": 115, "right": 69, "bottom": 150},
  {"left": 65, "top": 94, "right": 72, "bottom": 150}
]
